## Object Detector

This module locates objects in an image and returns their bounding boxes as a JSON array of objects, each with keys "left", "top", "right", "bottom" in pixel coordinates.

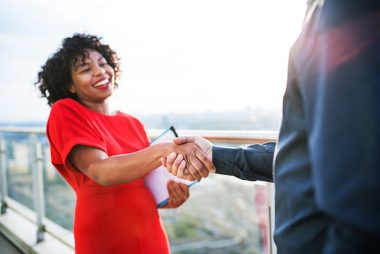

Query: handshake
[{"left": 161, "top": 136, "right": 216, "bottom": 181}]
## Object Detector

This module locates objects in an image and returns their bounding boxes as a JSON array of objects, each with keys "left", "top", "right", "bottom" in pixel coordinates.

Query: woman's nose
[{"left": 94, "top": 65, "right": 106, "bottom": 76}]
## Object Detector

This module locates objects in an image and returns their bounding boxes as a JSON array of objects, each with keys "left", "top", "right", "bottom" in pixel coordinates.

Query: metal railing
[
  {"left": 0, "top": 138, "right": 8, "bottom": 214},
  {"left": 0, "top": 127, "right": 277, "bottom": 254},
  {"left": 30, "top": 134, "right": 46, "bottom": 243}
]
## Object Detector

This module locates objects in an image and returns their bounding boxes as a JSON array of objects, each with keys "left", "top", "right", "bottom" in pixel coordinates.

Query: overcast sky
[{"left": 0, "top": 0, "right": 306, "bottom": 122}]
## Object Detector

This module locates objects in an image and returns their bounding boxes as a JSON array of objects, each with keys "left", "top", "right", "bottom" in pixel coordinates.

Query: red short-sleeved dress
[{"left": 46, "top": 98, "right": 170, "bottom": 254}]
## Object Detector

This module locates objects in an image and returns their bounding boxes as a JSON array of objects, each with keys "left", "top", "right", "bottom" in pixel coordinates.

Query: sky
[{"left": 0, "top": 0, "right": 306, "bottom": 122}]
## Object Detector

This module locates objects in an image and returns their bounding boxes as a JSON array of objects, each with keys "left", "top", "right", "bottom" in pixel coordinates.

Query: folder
[{"left": 144, "top": 126, "right": 197, "bottom": 207}]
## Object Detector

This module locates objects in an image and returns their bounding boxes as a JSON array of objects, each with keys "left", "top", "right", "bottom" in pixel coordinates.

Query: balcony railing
[{"left": 0, "top": 127, "right": 276, "bottom": 254}]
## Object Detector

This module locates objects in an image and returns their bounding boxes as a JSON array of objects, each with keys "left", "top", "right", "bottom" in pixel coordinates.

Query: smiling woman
[
  {"left": 33, "top": 33, "right": 215, "bottom": 254},
  {"left": 69, "top": 50, "right": 115, "bottom": 112},
  {"left": 35, "top": 34, "right": 121, "bottom": 107}
]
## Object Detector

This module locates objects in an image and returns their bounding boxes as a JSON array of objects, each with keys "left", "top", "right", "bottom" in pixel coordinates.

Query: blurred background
[
  {"left": 0, "top": 1, "right": 306, "bottom": 253},
  {"left": 0, "top": 0, "right": 305, "bottom": 128}
]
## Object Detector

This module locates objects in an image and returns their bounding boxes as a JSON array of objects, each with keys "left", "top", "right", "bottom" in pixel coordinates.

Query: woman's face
[{"left": 69, "top": 50, "right": 115, "bottom": 104}]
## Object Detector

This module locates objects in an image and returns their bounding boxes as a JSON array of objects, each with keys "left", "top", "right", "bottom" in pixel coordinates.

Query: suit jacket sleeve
[{"left": 212, "top": 142, "right": 275, "bottom": 182}]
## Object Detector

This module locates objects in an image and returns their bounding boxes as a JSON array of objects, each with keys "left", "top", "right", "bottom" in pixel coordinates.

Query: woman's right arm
[{"left": 68, "top": 141, "right": 213, "bottom": 186}]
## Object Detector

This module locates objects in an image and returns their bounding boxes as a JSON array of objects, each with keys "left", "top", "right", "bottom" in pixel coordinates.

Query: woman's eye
[{"left": 79, "top": 68, "right": 90, "bottom": 73}]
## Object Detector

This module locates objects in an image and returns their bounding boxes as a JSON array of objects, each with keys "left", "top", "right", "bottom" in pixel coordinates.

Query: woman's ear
[{"left": 69, "top": 84, "right": 76, "bottom": 94}]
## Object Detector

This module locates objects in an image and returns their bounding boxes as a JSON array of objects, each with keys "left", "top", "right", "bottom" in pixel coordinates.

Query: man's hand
[{"left": 162, "top": 136, "right": 215, "bottom": 180}]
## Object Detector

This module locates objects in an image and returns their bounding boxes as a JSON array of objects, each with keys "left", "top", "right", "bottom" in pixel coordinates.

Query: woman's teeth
[{"left": 94, "top": 79, "right": 109, "bottom": 87}]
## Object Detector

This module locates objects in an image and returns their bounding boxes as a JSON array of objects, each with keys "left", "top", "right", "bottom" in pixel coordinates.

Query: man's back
[{"left": 274, "top": 1, "right": 380, "bottom": 253}]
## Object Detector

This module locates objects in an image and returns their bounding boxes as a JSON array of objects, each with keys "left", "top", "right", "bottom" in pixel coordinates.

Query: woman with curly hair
[{"left": 35, "top": 33, "right": 214, "bottom": 254}]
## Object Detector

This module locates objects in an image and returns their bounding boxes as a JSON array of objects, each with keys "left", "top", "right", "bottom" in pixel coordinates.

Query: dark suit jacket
[{"left": 213, "top": 1, "right": 380, "bottom": 253}]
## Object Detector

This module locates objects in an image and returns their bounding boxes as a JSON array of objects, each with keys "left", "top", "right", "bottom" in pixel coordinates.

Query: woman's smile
[{"left": 94, "top": 78, "right": 111, "bottom": 90}]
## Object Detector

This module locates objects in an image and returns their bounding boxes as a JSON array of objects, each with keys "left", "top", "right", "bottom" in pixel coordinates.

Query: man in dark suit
[{"left": 164, "top": 0, "right": 380, "bottom": 253}]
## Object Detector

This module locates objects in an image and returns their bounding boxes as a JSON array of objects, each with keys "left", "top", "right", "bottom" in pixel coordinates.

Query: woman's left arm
[{"left": 161, "top": 181, "right": 190, "bottom": 209}]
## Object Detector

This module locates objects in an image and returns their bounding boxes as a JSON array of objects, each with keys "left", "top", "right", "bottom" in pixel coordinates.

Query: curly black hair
[{"left": 35, "top": 33, "right": 121, "bottom": 106}]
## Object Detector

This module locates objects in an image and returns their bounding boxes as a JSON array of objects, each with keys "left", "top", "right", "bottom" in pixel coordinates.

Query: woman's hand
[
  {"left": 162, "top": 180, "right": 190, "bottom": 208},
  {"left": 161, "top": 136, "right": 215, "bottom": 181}
]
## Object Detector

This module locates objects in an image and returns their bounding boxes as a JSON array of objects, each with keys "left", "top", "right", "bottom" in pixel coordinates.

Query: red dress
[{"left": 47, "top": 98, "right": 170, "bottom": 254}]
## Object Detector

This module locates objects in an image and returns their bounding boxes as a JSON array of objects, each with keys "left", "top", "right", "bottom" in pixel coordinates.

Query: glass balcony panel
[
  {"left": 42, "top": 141, "right": 75, "bottom": 231},
  {"left": 4, "top": 132, "right": 34, "bottom": 211},
  {"left": 160, "top": 175, "right": 269, "bottom": 254}
]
